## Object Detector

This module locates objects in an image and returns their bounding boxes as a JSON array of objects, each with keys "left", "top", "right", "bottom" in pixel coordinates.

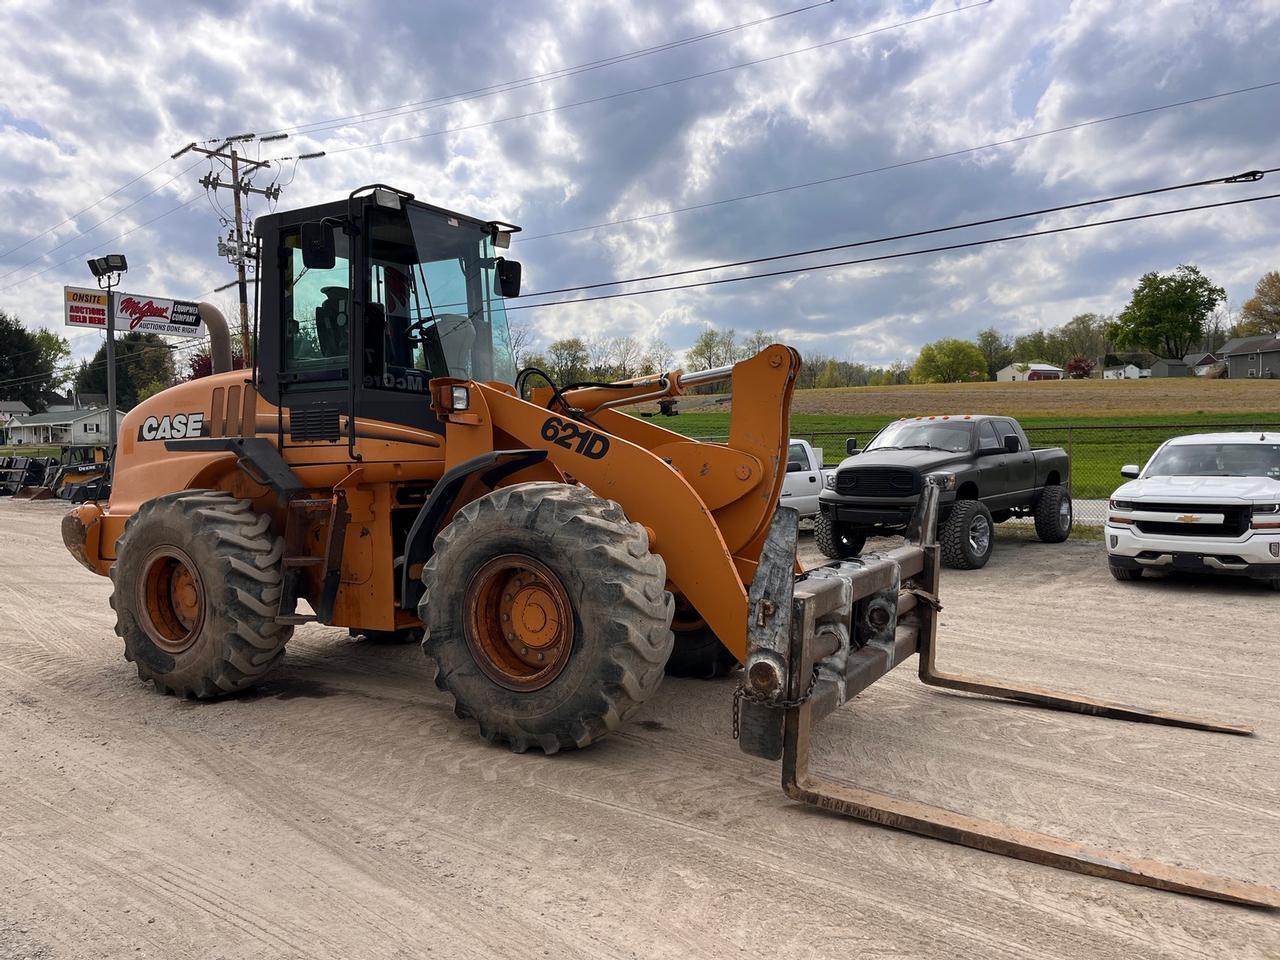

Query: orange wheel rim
[
  {"left": 464, "top": 555, "right": 574, "bottom": 691},
  {"left": 671, "top": 594, "right": 707, "bottom": 634},
  {"left": 137, "top": 546, "right": 205, "bottom": 654}
]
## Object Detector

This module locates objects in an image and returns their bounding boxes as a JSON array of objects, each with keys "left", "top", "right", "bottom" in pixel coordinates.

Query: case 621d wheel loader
[{"left": 62, "top": 185, "right": 1277, "bottom": 907}]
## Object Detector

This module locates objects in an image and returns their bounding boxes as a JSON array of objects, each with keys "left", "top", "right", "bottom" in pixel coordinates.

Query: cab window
[
  {"left": 787, "top": 443, "right": 809, "bottom": 470},
  {"left": 994, "top": 420, "right": 1021, "bottom": 451},
  {"left": 281, "top": 223, "right": 350, "bottom": 377},
  {"left": 977, "top": 420, "right": 1000, "bottom": 451}
]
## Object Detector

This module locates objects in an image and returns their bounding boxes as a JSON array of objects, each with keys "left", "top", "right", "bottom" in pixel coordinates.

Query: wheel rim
[
  {"left": 464, "top": 554, "right": 575, "bottom": 691},
  {"left": 1059, "top": 497, "right": 1072, "bottom": 527},
  {"left": 671, "top": 594, "right": 707, "bottom": 634},
  {"left": 968, "top": 515, "right": 991, "bottom": 555},
  {"left": 137, "top": 545, "right": 205, "bottom": 654}
]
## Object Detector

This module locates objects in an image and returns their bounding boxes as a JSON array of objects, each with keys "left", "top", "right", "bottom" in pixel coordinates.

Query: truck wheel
[
  {"left": 1034, "top": 485, "right": 1073, "bottom": 542},
  {"left": 664, "top": 595, "right": 738, "bottom": 679},
  {"left": 420, "top": 482, "right": 674, "bottom": 753},
  {"left": 109, "top": 490, "right": 293, "bottom": 698},
  {"left": 1109, "top": 562, "right": 1143, "bottom": 582},
  {"left": 940, "top": 500, "right": 994, "bottom": 569},
  {"left": 815, "top": 511, "right": 867, "bottom": 559}
]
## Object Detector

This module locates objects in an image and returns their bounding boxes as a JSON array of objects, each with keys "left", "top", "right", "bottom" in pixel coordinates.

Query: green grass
[
  {"left": 640, "top": 410, "right": 1279, "bottom": 501},
  {"left": 0, "top": 445, "right": 60, "bottom": 458}
]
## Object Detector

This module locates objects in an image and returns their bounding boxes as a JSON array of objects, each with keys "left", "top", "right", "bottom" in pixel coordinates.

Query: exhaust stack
[{"left": 197, "top": 302, "right": 234, "bottom": 373}]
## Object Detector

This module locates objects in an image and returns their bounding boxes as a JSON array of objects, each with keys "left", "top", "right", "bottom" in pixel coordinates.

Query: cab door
[{"left": 976, "top": 420, "right": 1009, "bottom": 500}]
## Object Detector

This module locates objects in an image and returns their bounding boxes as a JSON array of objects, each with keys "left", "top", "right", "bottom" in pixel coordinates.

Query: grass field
[{"left": 641, "top": 377, "right": 1280, "bottom": 500}]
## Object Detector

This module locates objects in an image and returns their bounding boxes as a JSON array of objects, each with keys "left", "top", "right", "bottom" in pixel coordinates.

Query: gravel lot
[{"left": 1, "top": 499, "right": 1277, "bottom": 959}]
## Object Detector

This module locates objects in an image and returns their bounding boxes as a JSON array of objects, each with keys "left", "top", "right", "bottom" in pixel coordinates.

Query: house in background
[
  {"left": 1220, "top": 333, "right": 1280, "bottom": 379},
  {"left": 4, "top": 408, "right": 124, "bottom": 445},
  {"left": 0, "top": 400, "right": 32, "bottom": 442},
  {"left": 1182, "top": 351, "right": 1225, "bottom": 376},
  {"left": 1103, "top": 363, "right": 1145, "bottom": 380},
  {"left": 996, "top": 362, "right": 1064, "bottom": 382},
  {"left": 1149, "top": 358, "right": 1189, "bottom": 378}
]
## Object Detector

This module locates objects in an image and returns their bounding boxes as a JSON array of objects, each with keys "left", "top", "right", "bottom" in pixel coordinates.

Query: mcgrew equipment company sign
[{"left": 63, "top": 286, "right": 207, "bottom": 338}]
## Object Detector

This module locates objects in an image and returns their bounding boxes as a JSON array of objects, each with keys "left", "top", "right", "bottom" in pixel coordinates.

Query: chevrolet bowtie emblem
[{"left": 1177, "top": 514, "right": 1201, "bottom": 523}]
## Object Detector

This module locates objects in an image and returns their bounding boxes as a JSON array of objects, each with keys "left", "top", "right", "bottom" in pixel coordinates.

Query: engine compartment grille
[
  {"left": 835, "top": 467, "right": 920, "bottom": 498},
  {"left": 1132, "top": 502, "right": 1250, "bottom": 539}
]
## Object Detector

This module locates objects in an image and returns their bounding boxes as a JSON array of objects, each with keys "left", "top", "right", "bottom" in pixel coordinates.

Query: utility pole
[{"left": 178, "top": 135, "right": 279, "bottom": 368}]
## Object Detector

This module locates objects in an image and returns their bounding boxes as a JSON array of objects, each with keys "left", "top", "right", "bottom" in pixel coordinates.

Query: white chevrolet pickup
[
  {"left": 1106, "top": 432, "right": 1280, "bottom": 589},
  {"left": 779, "top": 438, "right": 833, "bottom": 518}
]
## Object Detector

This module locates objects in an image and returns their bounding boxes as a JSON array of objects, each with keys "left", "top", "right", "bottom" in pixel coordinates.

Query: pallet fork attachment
[{"left": 737, "top": 480, "right": 1280, "bottom": 908}]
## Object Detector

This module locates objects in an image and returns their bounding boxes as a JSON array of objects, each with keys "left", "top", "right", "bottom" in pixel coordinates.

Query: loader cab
[{"left": 255, "top": 186, "right": 521, "bottom": 439}]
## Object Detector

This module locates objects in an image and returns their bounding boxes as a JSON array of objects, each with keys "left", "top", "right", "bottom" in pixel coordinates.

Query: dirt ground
[{"left": 1, "top": 499, "right": 1277, "bottom": 960}]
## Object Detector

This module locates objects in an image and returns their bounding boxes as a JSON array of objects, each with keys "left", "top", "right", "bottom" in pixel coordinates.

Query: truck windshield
[
  {"left": 364, "top": 203, "right": 517, "bottom": 392},
  {"left": 1145, "top": 443, "right": 1280, "bottom": 479},
  {"left": 866, "top": 421, "right": 972, "bottom": 453}
]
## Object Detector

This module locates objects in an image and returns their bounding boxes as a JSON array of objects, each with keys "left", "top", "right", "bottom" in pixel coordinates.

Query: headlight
[
  {"left": 1110, "top": 499, "right": 1134, "bottom": 510},
  {"left": 1252, "top": 503, "right": 1280, "bottom": 514},
  {"left": 924, "top": 472, "right": 957, "bottom": 491},
  {"left": 824, "top": 473, "right": 837, "bottom": 490},
  {"left": 1252, "top": 504, "right": 1280, "bottom": 530}
]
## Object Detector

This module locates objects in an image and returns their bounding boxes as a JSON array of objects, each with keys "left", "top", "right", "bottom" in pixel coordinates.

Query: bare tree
[
  {"left": 611, "top": 335, "right": 642, "bottom": 379},
  {"left": 741, "top": 328, "right": 776, "bottom": 355},
  {"left": 640, "top": 338, "right": 674, "bottom": 374},
  {"left": 506, "top": 316, "right": 535, "bottom": 367}
]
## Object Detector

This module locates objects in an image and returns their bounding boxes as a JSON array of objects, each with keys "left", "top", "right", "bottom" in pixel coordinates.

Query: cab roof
[{"left": 1165, "top": 432, "right": 1280, "bottom": 446}]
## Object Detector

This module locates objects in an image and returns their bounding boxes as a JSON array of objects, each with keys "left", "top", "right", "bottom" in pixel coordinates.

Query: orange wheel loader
[{"left": 60, "top": 184, "right": 1278, "bottom": 907}]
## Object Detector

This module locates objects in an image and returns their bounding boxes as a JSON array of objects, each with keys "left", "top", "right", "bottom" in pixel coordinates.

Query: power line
[
  {"left": 506, "top": 191, "right": 1280, "bottom": 311},
  {"left": 0, "top": 194, "right": 203, "bottom": 293},
  {"left": 517, "top": 79, "right": 1280, "bottom": 243},
  {"left": 256, "top": 0, "right": 836, "bottom": 140},
  {"left": 0, "top": 157, "right": 174, "bottom": 260},
  {"left": 313, "top": 2, "right": 990, "bottom": 158},
  {"left": 0, "top": 161, "right": 204, "bottom": 284},
  {"left": 519, "top": 166, "right": 1275, "bottom": 299}
]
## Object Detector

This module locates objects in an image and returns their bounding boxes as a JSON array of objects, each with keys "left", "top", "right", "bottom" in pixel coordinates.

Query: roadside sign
[
  {"left": 63, "top": 286, "right": 207, "bottom": 338},
  {"left": 63, "top": 287, "right": 109, "bottom": 329}
]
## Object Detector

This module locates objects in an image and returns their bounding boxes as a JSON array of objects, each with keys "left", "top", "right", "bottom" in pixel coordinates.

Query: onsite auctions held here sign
[{"left": 63, "top": 286, "right": 206, "bottom": 338}]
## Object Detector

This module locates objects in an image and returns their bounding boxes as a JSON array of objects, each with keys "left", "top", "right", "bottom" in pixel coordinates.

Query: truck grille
[
  {"left": 835, "top": 467, "right": 919, "bottom": 498},
  {"left": 1132, "top": 502, "right": 1250, "bottom": 539}
]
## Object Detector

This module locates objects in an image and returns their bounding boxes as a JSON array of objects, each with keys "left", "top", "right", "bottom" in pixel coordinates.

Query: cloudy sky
[{"left": 1, "top": 0, "right": 1278, "bottom": 370}]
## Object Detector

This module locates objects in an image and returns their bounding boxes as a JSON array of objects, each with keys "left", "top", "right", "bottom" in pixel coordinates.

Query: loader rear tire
[
  {"left": 815, "top": 510, "right": 866, "bottom": 559},
  {"left": 664, "top": 595, "right": 738, "bottom": 679},
  {"left": 420, "top": 482, "right": 675, "bottom": 753},
  {"left": 110, "top": 490, "right": 292, "bottom": 698}
]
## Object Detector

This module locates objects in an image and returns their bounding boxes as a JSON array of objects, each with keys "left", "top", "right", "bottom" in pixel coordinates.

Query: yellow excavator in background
[{"left": 60, "top": 184, "right": 1278, "bottom": 907}]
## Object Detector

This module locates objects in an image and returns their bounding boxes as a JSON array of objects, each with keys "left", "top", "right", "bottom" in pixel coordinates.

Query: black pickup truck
[{"left": 816, "top": 415, "right": 1072, "bottom": 569}]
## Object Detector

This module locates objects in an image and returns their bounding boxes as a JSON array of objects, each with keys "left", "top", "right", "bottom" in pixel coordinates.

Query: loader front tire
[
  {"left": 420, "top": 482, "right": 675, "bottom": 753},
  {"left": 110, "top": 490, "right": 292, "bottom": 698},
  {"left": 815, "top": 510, "right": 866, "bottom": 559}
]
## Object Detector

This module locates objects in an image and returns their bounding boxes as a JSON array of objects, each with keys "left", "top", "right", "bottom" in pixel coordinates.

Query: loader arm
[{"left": 432, "top": 346, "right": 801, "bottom": 661}]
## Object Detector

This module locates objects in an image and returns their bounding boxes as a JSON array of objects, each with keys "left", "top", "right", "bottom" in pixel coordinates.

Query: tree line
[{"left": 910, "top": 265, "right": 1279, "bottom": 384}]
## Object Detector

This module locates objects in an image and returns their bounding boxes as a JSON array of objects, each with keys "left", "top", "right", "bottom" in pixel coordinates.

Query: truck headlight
[
  {"left": 1252, "top": 504, "right": 1280, "bottom": 530},
  {"left": 924, "top": 472, "right": 957, "bottom": 491},
  {"left": 1110, "top": 499, "right": 1134, "bottom": 510},
  {"left": 824, "top": 473, "right": 837, "bottom": 490}
]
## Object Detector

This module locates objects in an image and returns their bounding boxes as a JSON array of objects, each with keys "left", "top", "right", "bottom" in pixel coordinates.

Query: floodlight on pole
[{"left": 87, "top": 253, "right": 128, "bottom": 459}]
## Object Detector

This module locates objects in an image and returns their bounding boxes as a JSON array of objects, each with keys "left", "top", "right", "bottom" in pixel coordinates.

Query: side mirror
[
  {"left": 1120, "top": 464, "right": 1140, "bottom": 479},
  {"left": 496, "top": 257, "right": 522, "bottom": 298},
  {"left": 786, "top": 461, "right": 803, "bottom": 473},
  {"left": 300, "top": 221, "right": 336, "bottom": 270},
  {"left": 846, "top": 437, "right": 859, "bottom": 455},
  {"left": 1003, "top": 434, "right": 1021, "bottom": 453}
]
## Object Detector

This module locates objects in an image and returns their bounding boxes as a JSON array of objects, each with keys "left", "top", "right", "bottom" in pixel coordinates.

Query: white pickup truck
[
  {"left": 1106, "top": 431, "right": 1280, "bottom": 589},
  {"left": 780, "top": 439, "right": 834, "bottom": 518}
]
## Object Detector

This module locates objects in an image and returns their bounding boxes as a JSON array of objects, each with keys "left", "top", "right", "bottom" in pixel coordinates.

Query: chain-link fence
[{"left": 686, "top": 422, "right": 1280, "bottom": 529}]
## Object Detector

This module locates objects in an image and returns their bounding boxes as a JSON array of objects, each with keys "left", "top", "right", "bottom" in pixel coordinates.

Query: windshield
[
  {"left": 1145, "top": 443, "right": 1280, "bottom": 479},
  {"left": 866, "top": 420, "right": 973, "bottom": 454},
  {"left": 364, "top": 204, "right": 516, "bottom": 393}
]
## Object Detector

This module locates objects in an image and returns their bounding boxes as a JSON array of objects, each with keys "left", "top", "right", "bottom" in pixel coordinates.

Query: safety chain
[{"left": 732, "top": 664, "right": 820, "bottom": 740}]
